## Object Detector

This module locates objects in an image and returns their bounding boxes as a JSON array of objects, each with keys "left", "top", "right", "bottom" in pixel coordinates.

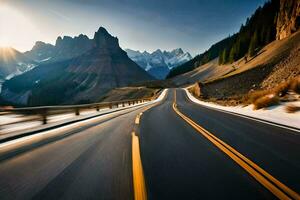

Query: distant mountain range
[
  {"left": 125, "top": 48, "right": 192, "bottom": 79},
  {"left": 0, "top": 34, "right": 96, "bottom": 89},
  {"left": 1, "top": 27, "right": 153, "bottom": 106},
  {"left": 24, "top": 34, "right": 94, "bottom": 63},
  {"left": 0, "top": 35, "right": 95, "bottom": 92}
]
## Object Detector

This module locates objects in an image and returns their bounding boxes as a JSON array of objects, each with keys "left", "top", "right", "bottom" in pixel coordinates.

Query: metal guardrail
[{"left": 0, "top": 91, "right": 161, "bottom": 128}]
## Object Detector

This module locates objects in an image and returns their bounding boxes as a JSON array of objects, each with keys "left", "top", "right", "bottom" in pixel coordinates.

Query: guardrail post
[
  {"left": 41, "top": 108, "right": 48, "bottom": 124},
  {"left": 122, "top": 102, "right": 125, "bottom": 107},
  {"left": 116, "top": 103, "right": 119, "bottom": 108},
  {"left": 75, "top": 108, "right": 80, "bottom": 115}
]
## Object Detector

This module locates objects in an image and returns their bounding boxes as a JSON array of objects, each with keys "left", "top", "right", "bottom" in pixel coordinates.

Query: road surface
[
  {"left": 140, "top": 89, "right": 300, "bottom": 199},
  {"left": 0, "top": 89, "right": 299, "bottom": 200}
]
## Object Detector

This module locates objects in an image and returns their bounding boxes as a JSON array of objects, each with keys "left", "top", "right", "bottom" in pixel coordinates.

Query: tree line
[
  {"left": 167, "top": 0, "right": 279, "bottom": 79},
  {"left": 219, "top": 0, "right": 279, "bottom": 65}
]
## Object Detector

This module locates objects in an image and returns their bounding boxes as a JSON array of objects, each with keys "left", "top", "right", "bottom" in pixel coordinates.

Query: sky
[{"left": 0, "top": 0, "right": 267, "bottom": 56}]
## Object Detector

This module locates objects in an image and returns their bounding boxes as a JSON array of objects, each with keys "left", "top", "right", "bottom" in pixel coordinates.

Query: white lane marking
[
  {"left": 184, "top": 89, "right": 300, "bottom": 133},
  {"left": 0, "top": 105, "right": 148, "bottom": 149},
  {"left": 0, "top": 89, "right": 168, "bottom": 149}
]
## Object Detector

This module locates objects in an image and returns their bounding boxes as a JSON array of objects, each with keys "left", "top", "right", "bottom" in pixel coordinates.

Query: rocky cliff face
[
  {"left": 1, "top": 27, "right": 153, "bottom": 106},
  {"left": 276, "top": 0, "right": 300, "bottom": 40},
  {"left": 25, "top": 34, "right": 94, "bottom": 63}
]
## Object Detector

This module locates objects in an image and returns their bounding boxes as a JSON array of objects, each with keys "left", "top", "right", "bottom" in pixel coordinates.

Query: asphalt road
[
  {"left": 0, "top": 104, "right": 153, "bottom": 200},
  {"left": 139, "top": 89, "right": 300, "bottom": 199},
  {"left": 0, "top": 88, "right": 299, "bottom": 200}
]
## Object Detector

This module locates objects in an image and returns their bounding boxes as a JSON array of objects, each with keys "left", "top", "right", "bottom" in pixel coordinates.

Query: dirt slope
[{"left": 171, "top": 31, "right": 300, "bottom": 100}]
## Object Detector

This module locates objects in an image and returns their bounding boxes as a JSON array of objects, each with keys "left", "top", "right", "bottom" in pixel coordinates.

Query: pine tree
[
  {"left": 248, "top": 31, "right": 258, "bottom": 57},
  {"left": 222, "top": 48, "right": 228, "bottom": 64},
  {"left": 235, "top": 39, "right": 241, "bottom": 58},
  {"left": 218, "top": 51, "right": 223, "bottom": 65},
  {"left": 265, "top": 27, "right": 272, "bottom": 44},
  {"left": 260, "top": 26, "right": 266, "bottom": 45},
  {"left": 229, "top": 46, "right": 236, "bottom": 63}
]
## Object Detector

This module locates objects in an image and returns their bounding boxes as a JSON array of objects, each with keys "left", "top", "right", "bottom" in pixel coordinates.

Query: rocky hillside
[
  {"left": 1, "top": 27, "right": 153, "bottom": 106},
  {"left": 169, "top": 0, "right": 299, "bottom": 78},
  {"left": 125, "top": 48, "right": 191, "bottom": 79},
  {"left": 188, "top": 31, "right": 300, "bottom": 103},
  {"left": 167, "top": 0, "right": 300, "bottom": 105}
]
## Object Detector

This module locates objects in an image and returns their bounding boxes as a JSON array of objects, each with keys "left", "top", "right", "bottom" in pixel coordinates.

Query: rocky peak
[
  {"left": 125, "top": 48, "right": 192, "bottom": 79},
  {"left": 171, "top": 48, "right": 184, "bottom": 56},
  {"left": 31, "top": 41, "right": 54, "bottom": 51},
  {"left": 77, "top": 34, "right": 89, "bottom": 40},
  {"left": 55, "top": 36, "right": 63, "bottom": 46},
  {"left": 142, "top": 51, "right": 150, "bottom": 56},
  {"left": 33, "top": 41, "right": 46, "bottom": 48},
  {"left": 93, "top": 27, "right": 119, "bottom": 50},
  {"left": 153, "top": 49, "right": 162, "bottom": 55},
  {"left": 55, "top": 36, "right": 73, "bottom": 47}
]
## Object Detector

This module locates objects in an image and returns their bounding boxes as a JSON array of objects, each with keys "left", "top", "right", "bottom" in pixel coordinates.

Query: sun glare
[
  {"left": 0, "top": 5, "right": 41, "bottom": 51},
  {"left": 0, "top": 37, "right": 10, "bottom": 48},
  {"left": 0, "top": 46, "right": 17, "bottom": 62}
]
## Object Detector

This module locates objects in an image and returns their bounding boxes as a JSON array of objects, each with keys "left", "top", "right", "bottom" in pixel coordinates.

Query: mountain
[
  {"left": 25, "top": 34, "right": 94, "bottom": 63},
  {"left": 1, "top": 27, "right": 153, "bottom": 106},
  {"left": 125, "top": 48, "right": 192, "bottom": 79},
  {"left": 0, "top": 48, "right": 36, "bottom": 92},
  {"left": 168, "top": 0, "right": 282, "bottom": 78},
  {"left": 167, "top": 0, "right": 300, "bottom": 103},
  {"left": 1, "top": 35, "right": 94, "bottom": 96},
  {"left": 173, "top": 30, "right": 300, "bottom": 103},
  {"left": 167, "top": 36, "right": 236, "bottom": 78}
]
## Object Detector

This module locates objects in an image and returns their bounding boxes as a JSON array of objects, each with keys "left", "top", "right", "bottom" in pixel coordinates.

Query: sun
[{"left": 0, "top": 5, "right": 41, "bottom": 51}]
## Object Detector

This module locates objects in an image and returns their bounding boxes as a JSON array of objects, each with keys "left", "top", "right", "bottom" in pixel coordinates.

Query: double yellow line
[
  {"left": 132, "top": 111, "right": 148, "bottom": 200},
  {"left": 131, "top": 91, "right": 169, "bottom": 200},
  {"left": 173, "top": 90, "right": 300, "bottom": 200},
  {"left": 132, "top": 131, "right": 147, "bottom": 200}
]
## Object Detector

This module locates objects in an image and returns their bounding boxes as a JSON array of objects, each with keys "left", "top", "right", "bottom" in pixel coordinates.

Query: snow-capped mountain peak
[
  {"left": 171, "top": 48, "right": 184, "bottom": 56},
  {"left": 125, "top": 48, "right": 192, "bottom": 79}
]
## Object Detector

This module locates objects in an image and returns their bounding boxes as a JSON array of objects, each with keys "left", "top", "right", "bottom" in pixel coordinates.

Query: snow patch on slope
[{"left": 185, "top": 89, "right": 300, "bottom": 130}]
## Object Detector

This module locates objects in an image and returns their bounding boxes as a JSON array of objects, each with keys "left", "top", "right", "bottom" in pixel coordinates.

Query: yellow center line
[
  {"left": 135, "top": 115, "right": 140, "bottom": 125},
  {"left": 131, "top": 132, "right": 147, "bottom": 200},
  {"left": 135, "top": 113, "right": 143, "bottom": 125},
  {"left": 172, "top": 90, "right": 300, "bottom": 200},
  {"left": 131, "top": 105, "right": 158, "bottom": 200}
]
